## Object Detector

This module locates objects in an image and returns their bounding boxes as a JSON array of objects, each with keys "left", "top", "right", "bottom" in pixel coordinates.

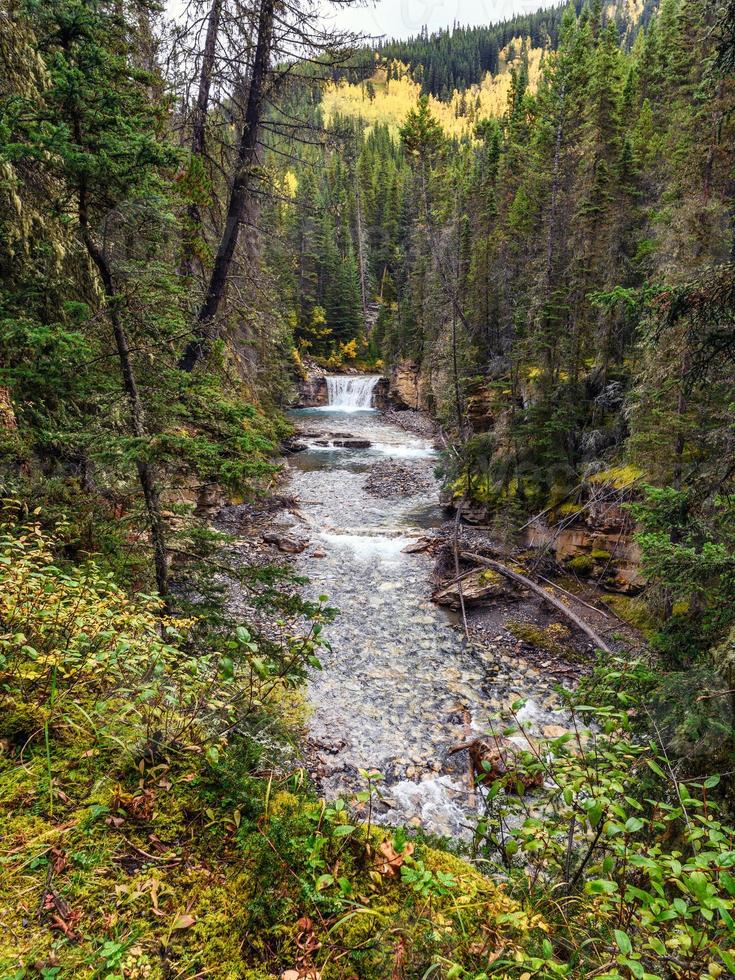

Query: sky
[
  {"left": 165, "top": 0, "right": 546, "bottom": 40},
  {"left": 319, "top": 0, "right": 544, "bottom": 41}
]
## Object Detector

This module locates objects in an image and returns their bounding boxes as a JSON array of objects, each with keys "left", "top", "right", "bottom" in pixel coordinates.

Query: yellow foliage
[
  {"left": 282, "top": 170, "right": 298, "bottom": 198},
  {"left": 339, "top": 339, "right": 358, "bottom": 360},
  {"left": 322, "top": 41, "right": 543, "bottom": 139},
  {"left": 588, "top": 464, "right": 644, "bottom": 488}
]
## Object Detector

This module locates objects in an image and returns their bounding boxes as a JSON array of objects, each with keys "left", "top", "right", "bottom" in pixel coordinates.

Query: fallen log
[
  {"left": 536, "top": 574, "right": 610, "bottom": 619},
  {"left": 459, "top": 551, "right": 612, "bottom": 653},
  {"left": 432, "top": 570, "right": 516, "bottom": 610}
]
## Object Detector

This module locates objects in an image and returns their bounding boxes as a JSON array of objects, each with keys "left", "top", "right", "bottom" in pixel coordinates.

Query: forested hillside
[
  {"left": 2, "top": 0, "right": 735, "bottom": 977},
  {"left": 276, "top": 0, "right": 735, "bottom": 661}
]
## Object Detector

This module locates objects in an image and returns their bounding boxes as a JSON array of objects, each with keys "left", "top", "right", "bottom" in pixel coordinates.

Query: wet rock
[
  {"left": 333, "top": 438, "right": 371, "bottom": 449},
  {"left": 311, "top": 548, "right": 326, "bottom": 558},
  {"left": 262, "top": 531, "right": 309, "bottom": 554},
  {"left": 402, "top": 537, "right": 433, "bottom": 554},
  {"left": 283, "top": 437, "right": 308, "bottom": 454},
  {"left": 309, "top": 735, "right": 347, "bottom": 755}
]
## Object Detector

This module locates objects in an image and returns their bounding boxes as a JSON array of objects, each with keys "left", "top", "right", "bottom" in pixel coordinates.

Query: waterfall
[{"left": 326, "top": 375, "right": 380, "bottom": 412}]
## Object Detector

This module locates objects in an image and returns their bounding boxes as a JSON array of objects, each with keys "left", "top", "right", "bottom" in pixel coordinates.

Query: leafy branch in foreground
[{"left": 469, "top": 663, "right": 735, "bottom": 979}]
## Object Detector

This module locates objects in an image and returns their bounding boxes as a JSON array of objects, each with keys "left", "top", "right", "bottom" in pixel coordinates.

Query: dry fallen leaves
[
  {"left": 172, "top": 913, "right": 196, "bottom": 930},
  {"left": 376, "top": 839, "right": 414, "bottom": 877},
  {"left": 50, "top": 847, "right": 67, "bottom": 875},
  {"left": 280, "top": 917, "right": 322, "bottom": 979},
  {"left": 43, "top": 891, "right": 81, "bottom": 940}
]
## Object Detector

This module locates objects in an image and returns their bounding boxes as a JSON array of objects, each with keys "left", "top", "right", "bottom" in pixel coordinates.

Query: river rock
[
  {"left": 432, "top": 570, "right": 515, "bottom": 610},
  {"left": 332, "top": 438, "right": 371, "bottom": 449},
  {"left": 542, "top": 725, "right": 569, "bottom": 739},
  {"left": 283, "top": 437, "right": 307, "bottom": 454},
  {"left": 262, "top": 531, "right": 308, "bottom": 554},
  {"left": 402, "top": 537, "right": 433, "bottom": 554}
]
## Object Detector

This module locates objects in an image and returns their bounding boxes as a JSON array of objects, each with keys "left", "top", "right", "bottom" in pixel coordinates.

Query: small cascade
[{"left": 326, "top": 375, "right": 380, "bottom": 412}]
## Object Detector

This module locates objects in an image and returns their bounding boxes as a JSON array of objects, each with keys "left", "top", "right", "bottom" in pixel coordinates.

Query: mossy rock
[
  {"left": 589, "top": 549, "right": 612, "bottom": 561},
  {"left": 588, "top": 464, "right": 643, "bottom": 488},
  {"left": 0, "top": 700, "right": 50, "bottom": 745},
  {"left": 507, "top": 620, "right": 573, "bottom": 658},
  {"left": 603, "top": 594, "right": 658, "bottom": 637},
  {"left": 567, "top": 555, "right": 595, "bottom": 576},
  {"left": 556, "top": 502, "right": 584, "bottom": 517}
]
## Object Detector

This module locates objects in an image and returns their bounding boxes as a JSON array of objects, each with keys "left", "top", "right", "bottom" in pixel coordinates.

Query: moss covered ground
[{"left": 0, "top": 721, "right": 545, "bottom": 979}]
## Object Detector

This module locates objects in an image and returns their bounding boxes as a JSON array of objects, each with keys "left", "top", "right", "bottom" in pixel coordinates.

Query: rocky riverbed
[{"left": 277, "top": 400, "right": 589, "bottom": 837}]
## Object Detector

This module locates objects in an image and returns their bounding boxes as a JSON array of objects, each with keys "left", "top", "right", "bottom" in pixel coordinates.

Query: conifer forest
[{"left": 2, "top": 0, "right": 735, "bottom": 976}]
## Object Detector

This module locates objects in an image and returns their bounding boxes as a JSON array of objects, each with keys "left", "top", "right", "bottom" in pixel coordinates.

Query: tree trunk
[
  {"left": 179, "top": 0, "right": 275, "bottom": 372},
  {"left": 78, "top": 188, "right": 169, "bottom": 599},
  {"left": 180, "top": 0, "right": 223, "bottom": 279},
  {"left": 355, "top": 186, "right": 368, "bottom": 320}
]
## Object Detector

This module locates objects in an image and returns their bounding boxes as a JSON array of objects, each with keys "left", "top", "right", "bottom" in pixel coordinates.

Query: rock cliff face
[
  {"left": 292, "top": 361, "right": 328, "bottom": 407},
  {"left": 389, "top": 361, "right": 429, "bottom": 410},
  {"left": 524, "top": 497, "right": 643, "bottom": 593},
  {"left": 296, "top": 373, "right": 328, "bottom": 407},
  {"left": 372, "top": 377, "right": 390, "bottom": 409}
]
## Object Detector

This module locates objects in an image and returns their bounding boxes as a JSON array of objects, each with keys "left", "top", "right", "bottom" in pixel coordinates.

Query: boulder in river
[
  {"left": 432, "top": 569, "right": 516, "bottom": 610},
  {"left": 283, "top": 437, "right": 307, "bottom": 454},
  {"left": 402, "top": 537, "right": 433, "bottom": 554},
  {"left": 262, "top": 531, "right": 309, "bottom": 554},
  {"left": 332, "top": 438, "right": 371, "bottom": 449}
]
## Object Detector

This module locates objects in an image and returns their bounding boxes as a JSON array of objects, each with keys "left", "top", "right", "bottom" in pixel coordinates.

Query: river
[{"left": 285, "top": 376, "right": 570, "bottom": 837}]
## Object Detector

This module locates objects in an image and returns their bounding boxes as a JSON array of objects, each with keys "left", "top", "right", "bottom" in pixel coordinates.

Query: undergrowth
[{"left": 2, "top": 519, "right": 735, "bottom": 979}]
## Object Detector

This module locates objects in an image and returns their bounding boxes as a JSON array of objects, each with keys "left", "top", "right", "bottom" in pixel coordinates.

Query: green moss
[
  {"left": 603, "top": 594, "right": 659, "bottom": 637},
  {"left": 588, "top": 464, "right": 643, "bottom": 489},
  {"left": 567, "top": 555, "right": 595, "bottom": 575},
  {"left": 590, "top": 549, "right": 612, "bottom": 561},
  {"left": 507, "top": 620, "right": 573, "bottom": 657},
  {"left": 556, "top": 502, "right": 584, "bottom": 517}
]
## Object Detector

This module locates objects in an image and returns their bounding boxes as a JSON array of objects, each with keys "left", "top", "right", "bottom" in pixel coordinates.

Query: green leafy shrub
[{"left": 470, "top": 670, "right": 735, "bottom": 979}]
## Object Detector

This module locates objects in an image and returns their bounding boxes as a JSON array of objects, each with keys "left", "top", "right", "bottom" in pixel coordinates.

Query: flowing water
[
  {"left": 324, "top": 375, "right": 381, "bottom": 412},
  {"left": 285, "top": 377, "right": 569, "bottom": 837}
]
